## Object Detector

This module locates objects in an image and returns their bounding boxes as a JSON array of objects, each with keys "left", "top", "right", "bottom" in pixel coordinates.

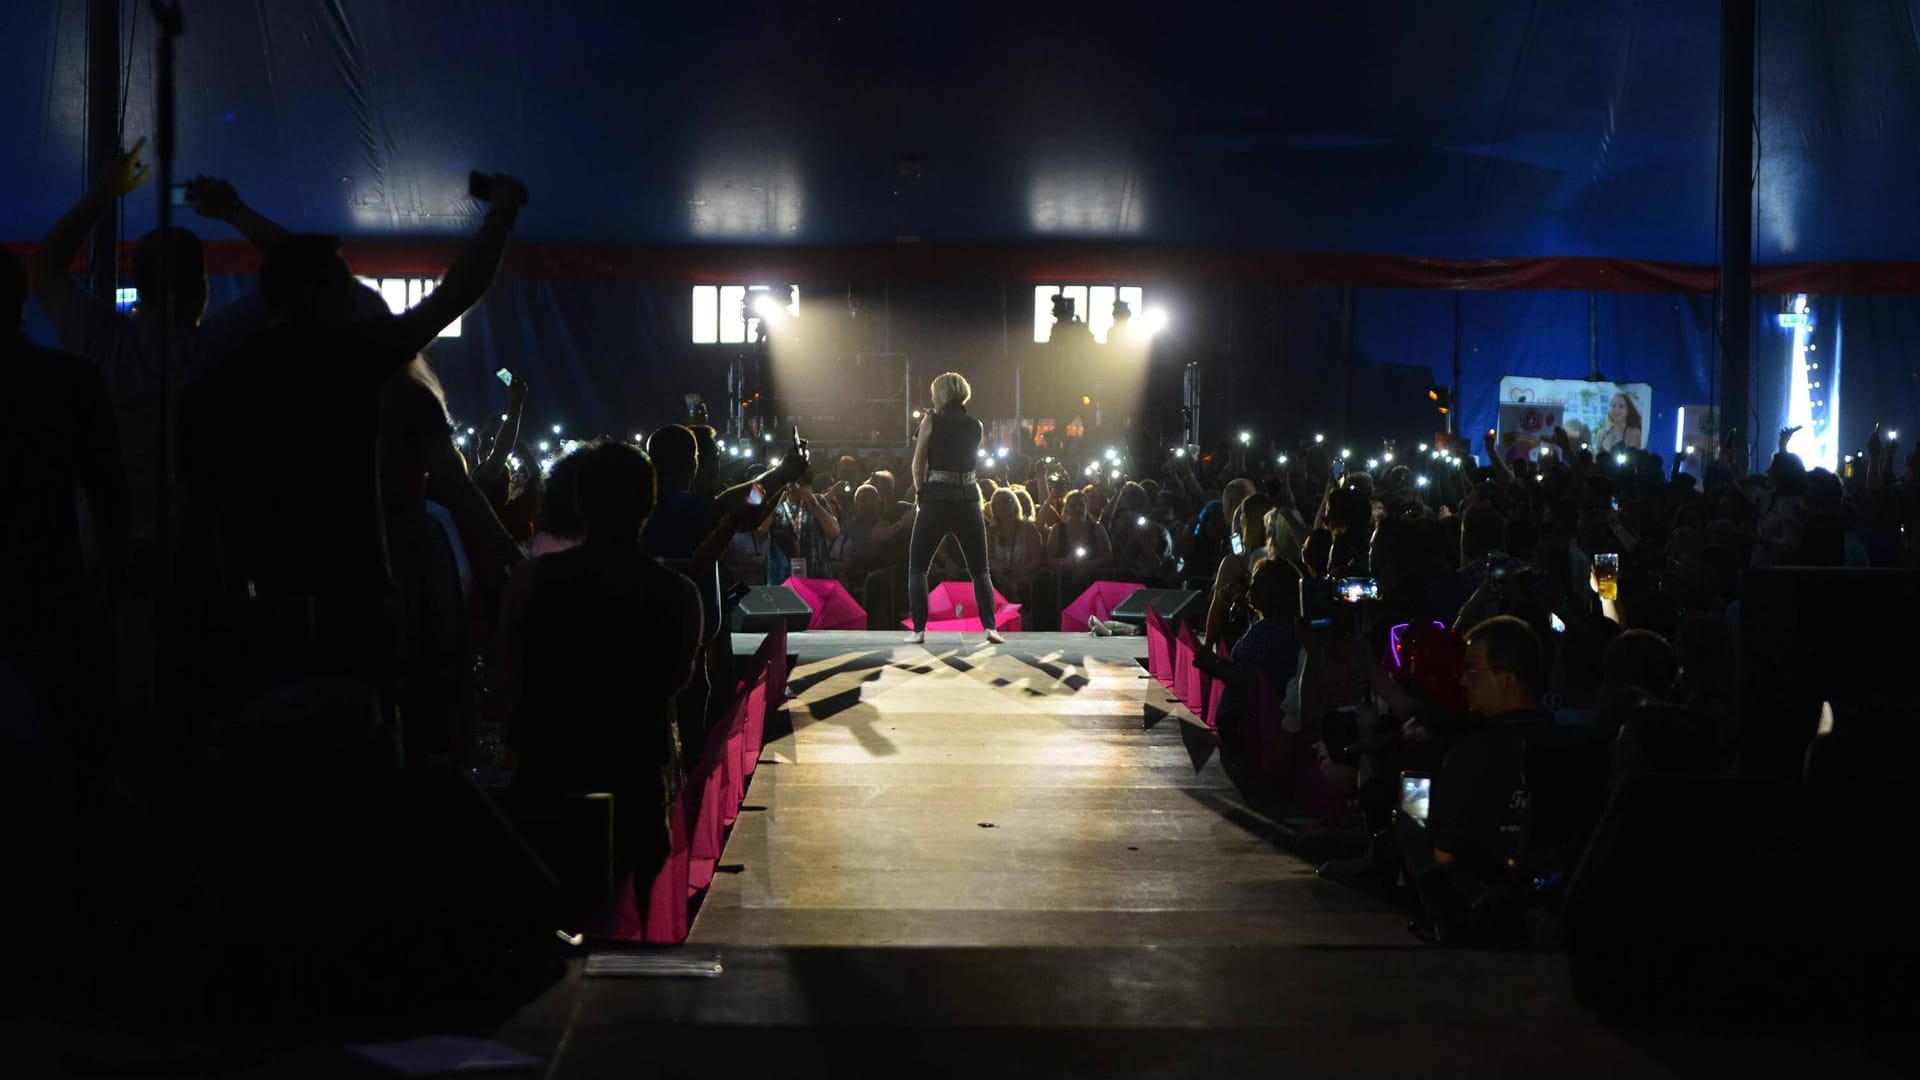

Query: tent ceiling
[{"left": 8, "top": 0, "right": 1920, "bottom": 264}]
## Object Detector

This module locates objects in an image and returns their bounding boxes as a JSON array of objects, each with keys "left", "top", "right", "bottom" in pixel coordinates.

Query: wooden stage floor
[{"left": 482, "top": 631, "right": 1896, "bottom": 1079}]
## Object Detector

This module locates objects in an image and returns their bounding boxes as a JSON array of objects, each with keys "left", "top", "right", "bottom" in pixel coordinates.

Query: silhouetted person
[
  {"left": 0, "top": 246, "right": 127, "bottom": 730},
  {"left": 181, "top": 175, "right": 528, "bottom": 723},
  {"left": 489, "top": 442, "right": 703, "bottom": 885},
  {"left": 905, "top": 372, "right": 1003, "bottom": 644},
  {"left": 35, "top": 143, "right": 288, "bottom": 554}
]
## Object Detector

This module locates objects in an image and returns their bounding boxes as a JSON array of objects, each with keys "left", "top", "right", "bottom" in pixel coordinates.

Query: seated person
[
  {"left": 985, "top": 487, "right": 1044, "bottom": 601},
  {"left": 1193, "top": 557, "right": 1302, "bottom": 751},
  {"left": 488, "top": 443, "right": 703, "bottom": 881},
  {"left": 1392, "top": 616, "right": 1585, "bottom": 938}
]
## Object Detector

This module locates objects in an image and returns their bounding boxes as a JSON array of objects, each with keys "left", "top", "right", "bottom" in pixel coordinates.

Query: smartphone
[
  {"left": 494, "top": 367, "right": 514, "bottom": 387},
  {"left": 169, "top": 183, "right": 193, "bottom": 207},
  {"left": 1335, "top": 576, "right": 1380, "bottom": 603},
  {"left": 746, "top": 485, "right": 765, "bottom": 507},
  {"left": 1230, "top": 533, "right": 1245, "bottom": 556},
  {"left": 1399, "top": 772, "right": 1432, "bottom": 824},
  {"left": 1549, "top": 611, "right": 1567, "bottom": 634},
  {"left": 467, "top": 170, "right": 492, "bottom": 201}
]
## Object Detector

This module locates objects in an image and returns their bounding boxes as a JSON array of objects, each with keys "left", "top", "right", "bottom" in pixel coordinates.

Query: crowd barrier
[{"left": 594, "top": 621, "right": 789, "bottom": 944}]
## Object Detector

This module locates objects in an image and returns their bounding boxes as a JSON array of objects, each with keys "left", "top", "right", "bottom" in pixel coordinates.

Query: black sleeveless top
[{"left": 927, "top": 402, "right": 982, "bottom": 473}]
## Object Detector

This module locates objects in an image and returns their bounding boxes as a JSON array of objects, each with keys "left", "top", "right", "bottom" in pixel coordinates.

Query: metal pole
[
  {"left": 86, "top": 0, "right": 120, "bottom": 303},
  {"left": 1718, "top": 0, "right": 1756, "bottom": 464},
  {"left": 1450, "top": 292, "right": 1462, "bottom": 437},
  {"left": 1588, "top": 291, "right": 1600, "bottom": 381},
  {"left": 151, "top": 0, "right": 183, "bottom": 720}
]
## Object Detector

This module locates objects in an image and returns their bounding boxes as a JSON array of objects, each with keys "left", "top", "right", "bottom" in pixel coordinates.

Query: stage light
[
  {"left": 1314, "top": 433, "right": 1325, "bottom": 444},
  {"left": 1137, "top": 308, "right": 1169, "bottom": 336},
  {"left": 752, "top": 293, "right": 783, "bottom": 321}
]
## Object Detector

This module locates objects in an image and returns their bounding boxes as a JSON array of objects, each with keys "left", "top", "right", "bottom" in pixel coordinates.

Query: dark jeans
[{"left": 907, "top": 492, "right": 996, "bottom": 633}]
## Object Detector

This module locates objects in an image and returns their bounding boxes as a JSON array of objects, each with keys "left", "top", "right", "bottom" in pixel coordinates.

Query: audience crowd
[{"left": 10, "top": 141, "right": 1920, "bottom": 983}]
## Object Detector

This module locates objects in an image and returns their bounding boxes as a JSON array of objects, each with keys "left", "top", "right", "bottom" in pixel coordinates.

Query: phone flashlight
[{"left": 494, "top": 368, "right": 513, "bottom": 386}]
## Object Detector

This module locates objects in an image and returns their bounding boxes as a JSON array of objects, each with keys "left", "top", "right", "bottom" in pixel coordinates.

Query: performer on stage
[{"left": 904, "top": 372, "right": 1005, "bottom": 645}]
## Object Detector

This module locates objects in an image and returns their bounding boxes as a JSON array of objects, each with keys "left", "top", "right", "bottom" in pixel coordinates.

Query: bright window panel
[
  {"left": 692, "top": 285, "right": 719, "bottom": 344},
  {"left": 719, "top": 285, "right": 746, "bottom": 344},
  {"left": 1033, "top": 286, "right": 1059, "bottom": 343}
]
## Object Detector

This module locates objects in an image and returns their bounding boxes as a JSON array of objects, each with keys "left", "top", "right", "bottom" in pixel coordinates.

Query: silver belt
[{"left": 927, "top": 469, "right": 977, "bottom": 486}]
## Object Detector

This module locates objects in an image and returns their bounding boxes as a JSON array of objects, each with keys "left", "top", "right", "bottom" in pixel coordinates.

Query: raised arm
[
  {"left": 34, "top": 140, "right": 149, "bottom": 331},
  {"left": 392, "top": 174, "right": 528, "bottom": 356},
  {"left": 187, "top": 177, "right": 289, "bottom": 252}
]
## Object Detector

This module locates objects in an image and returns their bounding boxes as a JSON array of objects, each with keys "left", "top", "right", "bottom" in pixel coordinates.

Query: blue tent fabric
[
  {"left": 10, "top": 0, "right": 1920, "bottom": 456},
  {"left": 6, "top": 0, "right": 1920, "bottom": 263}
]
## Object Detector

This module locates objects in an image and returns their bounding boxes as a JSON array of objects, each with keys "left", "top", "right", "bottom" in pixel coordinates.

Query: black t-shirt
[
  {"left": 182, "top": 316, "right": 420, "bottom": 600},
  {"left": 0, "top": 332, "right": 126, "bottom": 644},
  {"left": 927, "top": 403, "right": 982, "bottom": 474},
  {"left": 1427, "top": 708, "right": 1558, "bottom": 876},
  {"left": 507, "top": 541, "right": 703, "bottom": 796}
]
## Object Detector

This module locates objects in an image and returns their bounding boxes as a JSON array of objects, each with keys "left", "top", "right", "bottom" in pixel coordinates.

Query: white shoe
[
  {"left": 902, "top": 631, "right": 925, "bottom": 645},
  {"left": 1088, "top": 615, "right": 1112, "bottom": 637},
  {"left": 983, "top": 629, "right": 1006, "bottom": 645}
]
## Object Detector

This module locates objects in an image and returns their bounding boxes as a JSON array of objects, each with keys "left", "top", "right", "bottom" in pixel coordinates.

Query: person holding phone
[{"left": 905, "top": 372, "right": 1004, "bottom": 645}]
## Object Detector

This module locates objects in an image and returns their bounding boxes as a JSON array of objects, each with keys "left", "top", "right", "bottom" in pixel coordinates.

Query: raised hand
[
  {"left": 480, "top": 173, "right": 529, "bottom": 213},
  {"left": 1778, "top": 425, "right": 1803, "bottom": 455},
  {"left": 188, "top": 176, "right": 245, "bottom": 221},
  {"left": 93, "top": 138, "right": 151, "bottom": 199},
  {"left": 1483, "top": 428, "right": 1499, "bottom": 458},
  {"left": 505, "top": 368, "right": 528, "bottom": 409}
]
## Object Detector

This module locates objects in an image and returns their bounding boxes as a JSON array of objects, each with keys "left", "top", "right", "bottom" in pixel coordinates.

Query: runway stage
[{"left": 483, "top": 632, "right": 1871, "bottom": 1079}]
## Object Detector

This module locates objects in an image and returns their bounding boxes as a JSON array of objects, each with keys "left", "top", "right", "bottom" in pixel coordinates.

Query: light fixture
[
  {"left": 1136, "top": 308, "right": 1170, "bottom": 336},
  {"left": 751, "top": 293, "right": 783, "bottom": 321}
]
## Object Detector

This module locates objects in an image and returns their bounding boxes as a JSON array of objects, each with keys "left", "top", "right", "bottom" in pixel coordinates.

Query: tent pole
[
  {"left": 1718, "top": 0, "right": 1756, "bottom": 465},
  {"left": 86, "top": 0, "right": 120, "bottom": 303}
]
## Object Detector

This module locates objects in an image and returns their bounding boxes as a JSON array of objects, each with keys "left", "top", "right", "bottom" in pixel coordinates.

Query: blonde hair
[
  {"left": 931, "top": 371, "right": 972, "bottom": 407},
  {"left": 1011, "top": 486, "right": 1036, "bottom": 522}
]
